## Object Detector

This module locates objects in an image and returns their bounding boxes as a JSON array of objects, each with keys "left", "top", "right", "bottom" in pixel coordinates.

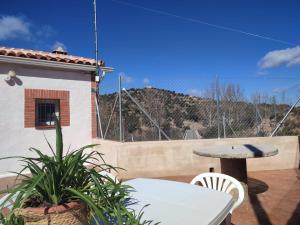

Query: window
[
  {"left": 25, "top": 89, "right": 70, "bottom": 128},
  {"left": 35, "top": 99, "right": 60, "bottom": 127}
]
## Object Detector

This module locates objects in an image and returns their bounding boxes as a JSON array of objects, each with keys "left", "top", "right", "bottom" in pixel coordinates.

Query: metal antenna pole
[
  {"left": 271, "top": 96, "right": 300, "bottom": 137},
  {"left": 122, "top": 88, "right": 171, "bottom": 140},
  {"left": 93, "top": 0, "right": 99, "bottom": 72},
  {"left": 119, "top": 75, "right": 123, "bottom": 142},
  {"left": 92, "top": 0, "right": 104, "bottom": 138}
]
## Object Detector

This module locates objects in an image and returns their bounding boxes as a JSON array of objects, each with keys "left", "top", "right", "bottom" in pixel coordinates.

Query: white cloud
[
  {"left": 52, "top": 41, "right": 67, "bottom": 51},
  {"left": 272, "top": 87, "right": 286, "bottom": 94},
  {"left": 0, "top": 16, "right": 31, "bottom": 40},
  {"left": 36, "top": 25, "right": 55, "bottom": 38},
  {"left": 258, "top": 46, "right": 300, "bottom": 69},
  {"left": 143, "top": 78, "right": 150, "bottom": 86},
  {"left": 288, "top": 56, "right": 300, "bottom": 67},
  {"left": 188, "top": 88, "right": 202, "bottom": 97},
  {"left": 256, "top": 70, "right": 268, "bottom": 76},
  {"left": 120, "top": 72, "right": 133, "bottom": 84}
]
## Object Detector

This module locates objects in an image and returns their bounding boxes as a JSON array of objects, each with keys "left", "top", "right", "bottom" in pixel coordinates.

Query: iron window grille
[{"left": 35, "top": 99, "right": 60, "bottom": 126}]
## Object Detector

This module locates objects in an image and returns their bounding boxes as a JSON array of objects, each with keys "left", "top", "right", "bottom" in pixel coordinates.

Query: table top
[
  {"left": 193, "top": 144, "right": 278, "bottom": 159},
  {"left": 124, "top": 178, "right": 234, "bottom": 225}
]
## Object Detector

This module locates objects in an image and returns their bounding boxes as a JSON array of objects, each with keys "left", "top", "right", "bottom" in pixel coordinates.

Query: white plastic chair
[
  {"left": 190, "top": 173, "right": 244, "bottom": 213},
  {"left": 99, "top": 171, "right": 119, "bottom": 183},
  {"left": 0, "top": 193, "right": 18, "bottom": 210},
  {"left": 0, "top": 192, "right": 18, "bottom": 225}
]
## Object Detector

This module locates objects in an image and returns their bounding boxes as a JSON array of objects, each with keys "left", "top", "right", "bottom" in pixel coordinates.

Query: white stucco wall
[{"left": 0, "top": 62, "right": 93, "bottom": 177}]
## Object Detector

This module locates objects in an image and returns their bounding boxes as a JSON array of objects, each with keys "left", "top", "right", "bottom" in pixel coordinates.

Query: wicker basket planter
[{"left": 14, "top": 202, "right": 88, "bottom": 225}]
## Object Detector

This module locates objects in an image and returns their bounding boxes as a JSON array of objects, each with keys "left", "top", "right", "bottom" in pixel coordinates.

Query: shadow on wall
[
  {"left": 20, "top": 69, "right": 91, "bottom": 82},
  {"left": 5, "top": 77, "right": 23, "bottom": 86}
]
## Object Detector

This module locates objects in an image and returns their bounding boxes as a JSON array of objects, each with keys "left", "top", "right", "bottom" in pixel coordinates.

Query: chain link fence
[{"left": 98, "top": 77, "right": 300, "bottom": 142}]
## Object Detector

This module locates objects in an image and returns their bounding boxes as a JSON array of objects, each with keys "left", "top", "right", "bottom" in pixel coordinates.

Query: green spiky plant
[{"left": 0, "top": 118, "right": 158, "bottom": 225}]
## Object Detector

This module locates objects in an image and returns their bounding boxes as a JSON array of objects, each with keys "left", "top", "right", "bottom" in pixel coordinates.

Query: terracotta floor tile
[
  {"left": 1, "top": 169, "right": 299, "bottom": 225},
  {"left": 160, "top": 169, "right": 300, "bottom": 225}
]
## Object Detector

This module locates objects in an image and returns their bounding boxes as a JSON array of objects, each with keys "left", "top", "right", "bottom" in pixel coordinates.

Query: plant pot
[{"left": 14, "top": 201, "right": 88, "bottom": 225}]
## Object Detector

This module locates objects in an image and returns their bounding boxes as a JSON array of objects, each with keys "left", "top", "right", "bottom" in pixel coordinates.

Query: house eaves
[{"left": 0, "top": 55, "right": 113, "bottom": 73}]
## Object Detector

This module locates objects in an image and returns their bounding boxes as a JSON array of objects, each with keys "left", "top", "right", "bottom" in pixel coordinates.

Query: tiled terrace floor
[
  {"left": 160, "top": 169, "right": 300, "bottom": 225},
  {"left": 1, "top": 169, "right": 299, "bottom": 225}
]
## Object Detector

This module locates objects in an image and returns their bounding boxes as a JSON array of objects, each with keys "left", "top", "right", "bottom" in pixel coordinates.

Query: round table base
[{"left": 220, "top": 158, "right": 248, "bottom": 184}]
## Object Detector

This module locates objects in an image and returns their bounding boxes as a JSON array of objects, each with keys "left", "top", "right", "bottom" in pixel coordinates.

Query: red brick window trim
[
  {"left": 91, "top": 78, "right": 97, "bottom": 138},
  {"left": 24, "top": 89, "right": 70, "bottom": 128}
]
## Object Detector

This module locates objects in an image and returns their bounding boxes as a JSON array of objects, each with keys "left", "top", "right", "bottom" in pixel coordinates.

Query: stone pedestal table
[{"left": 193, "top": 144, "right": 278, "bottom": 184}]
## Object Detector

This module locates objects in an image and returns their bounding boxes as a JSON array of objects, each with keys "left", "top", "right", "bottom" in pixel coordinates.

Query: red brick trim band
[
  {"left": 24, "top": 89, "right": 70, "bottom": 128},
  {"left": 91, "top": 76, "right": 97, "bottom": 138}
]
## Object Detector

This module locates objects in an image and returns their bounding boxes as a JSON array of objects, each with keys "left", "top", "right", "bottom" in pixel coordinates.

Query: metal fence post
[
  {"left": 119, "top": 74, "right": 123, "bottom": 142},
  {"left": 223, "top": 112, "right": 226, "bottom": 138},
  {"left": 216, "top": 77, "right": 221, "bottom": 139},
  {"left": 273, "top": 96, "right": 277, "bottom": 123},
  {"left": 122, "top": 88, "right": 171, "bottom": 140},
  {"left": 255, "top": 103, "right": 259, "bottom": 136},
  {"left": 271, "top": 96, "right": 300, "bottom": 137}
]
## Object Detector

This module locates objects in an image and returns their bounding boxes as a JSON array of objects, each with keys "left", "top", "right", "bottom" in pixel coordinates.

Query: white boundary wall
[{"left": 93, "top": 136, "right": 299, "bottom": 179}]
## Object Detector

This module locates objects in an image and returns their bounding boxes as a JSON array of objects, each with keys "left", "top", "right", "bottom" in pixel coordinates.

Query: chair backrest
[
  {"left": 0, "top": 193, "right": 17, "bottom": 210},
  {"left": 190, "top": 172, "right": 244, "bottom": 212},
  {"left": 99, "top": 171, "right": 119, "bottom": 183},
  {"left": 0, "top": 192, "right": 18, "bottom": 225}
]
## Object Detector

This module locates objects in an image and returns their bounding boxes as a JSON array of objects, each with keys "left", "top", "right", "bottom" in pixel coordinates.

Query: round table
[{"left": 193, "top": 144, "right": 278, "bottom": 184}]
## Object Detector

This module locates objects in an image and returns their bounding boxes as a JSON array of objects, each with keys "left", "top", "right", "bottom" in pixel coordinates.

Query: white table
[{"left": 124, "top": 178, "right": 234, "bottom": 225}]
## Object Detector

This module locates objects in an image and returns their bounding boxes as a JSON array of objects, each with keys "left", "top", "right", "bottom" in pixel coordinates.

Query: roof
[{"left": 0, "top": 47, "right": 105, "bottom": 66}]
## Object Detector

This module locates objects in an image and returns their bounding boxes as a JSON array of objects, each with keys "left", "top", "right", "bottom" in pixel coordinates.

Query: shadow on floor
[
  {"left": 287, "top": 203, "right": 300, "bottom": 225},
  {"left": 247, "top": 177, "right": 273, "bottom": 225},
  {"left": 248, "top": 177, "right": 269, "bottom": 194},
  {"left": 249, "top": 193, "right": 273, "bottom": 225}
]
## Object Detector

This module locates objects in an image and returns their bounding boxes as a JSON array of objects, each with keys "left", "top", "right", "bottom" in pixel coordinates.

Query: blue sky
[{"left": 1, "top": 0, "right": 299, "bottom": 102}]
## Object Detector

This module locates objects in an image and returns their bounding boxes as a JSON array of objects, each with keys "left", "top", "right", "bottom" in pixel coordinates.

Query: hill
[{"left": 99, "top": 88, "right": 299, "bottom": 141}]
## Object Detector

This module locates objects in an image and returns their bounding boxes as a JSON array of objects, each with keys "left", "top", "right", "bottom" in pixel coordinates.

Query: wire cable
[{"left": 111, "top": 0, "right": 295, "bottom": 46}]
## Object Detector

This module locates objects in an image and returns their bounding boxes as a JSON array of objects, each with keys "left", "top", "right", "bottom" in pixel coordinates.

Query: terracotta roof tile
[{"left": 0, "top": 47, "right": 104, "bottom": 66}]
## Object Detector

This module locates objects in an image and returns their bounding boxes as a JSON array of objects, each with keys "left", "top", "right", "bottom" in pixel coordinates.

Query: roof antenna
[
  {"left": 93, "top": 0, "right": 104, "bottom": 139},
  {"left": 93, "top": 0, "right": 100, "bottom": 78}
]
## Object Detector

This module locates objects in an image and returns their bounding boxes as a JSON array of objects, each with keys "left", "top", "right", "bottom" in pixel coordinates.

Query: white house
[{"left": 0, "top": 47, "right": 111, "bottom": 178}]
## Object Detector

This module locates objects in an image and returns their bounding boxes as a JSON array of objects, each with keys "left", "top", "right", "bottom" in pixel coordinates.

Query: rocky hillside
[{"left": 99, "top": 88, "right": 299, "bottom": 141}]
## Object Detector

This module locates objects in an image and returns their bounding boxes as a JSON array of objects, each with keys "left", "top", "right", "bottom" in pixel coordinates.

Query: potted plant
[{"left": 0, "top": 118, "right": 157, "bottom": 225}]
